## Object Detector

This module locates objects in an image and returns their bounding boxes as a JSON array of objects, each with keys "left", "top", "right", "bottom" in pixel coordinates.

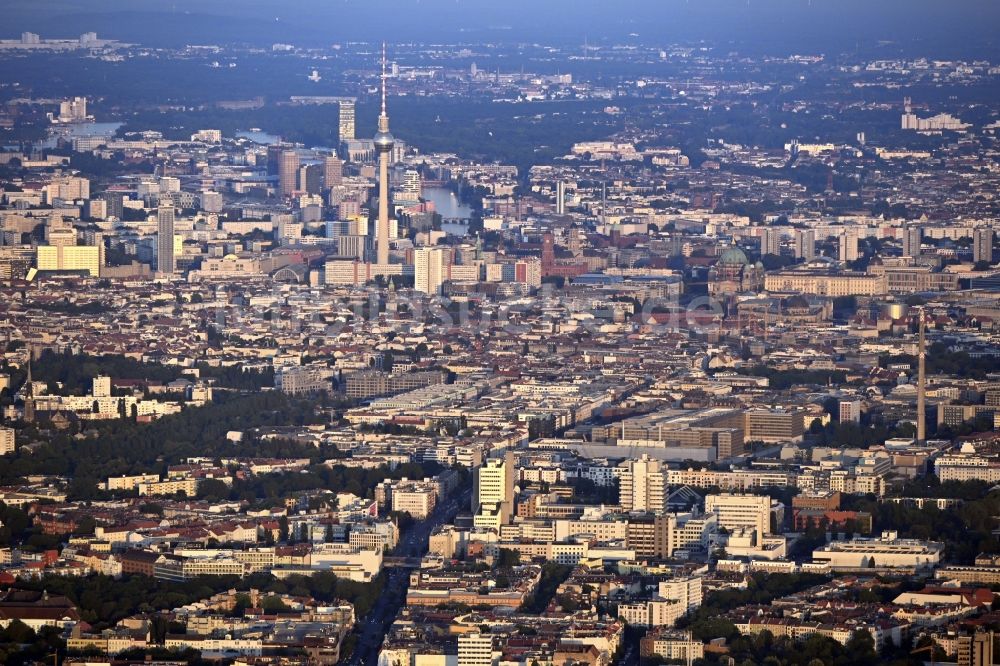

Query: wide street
[{"left": 342, "top": 487, "right": 472, "bottom": 666}]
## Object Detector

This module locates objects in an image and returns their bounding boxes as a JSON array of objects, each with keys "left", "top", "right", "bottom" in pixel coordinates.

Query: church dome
[{"left": 718, "top": 246, "right": 750, "bottom": 266}]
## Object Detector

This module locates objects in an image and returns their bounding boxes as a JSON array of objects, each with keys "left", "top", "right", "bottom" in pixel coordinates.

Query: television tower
[
  {"left": 23, "top": 346, "right": 35, "bottom": 424},
  {"left": 374, "top": 43, "right": 394, "bottom": 266},
  {"left": 917, "top": 307, "right": 926, "bottom": 441}
]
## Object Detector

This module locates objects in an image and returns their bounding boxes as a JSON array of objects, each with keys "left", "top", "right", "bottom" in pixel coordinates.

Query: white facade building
[
  {"left": 811, "top": 531, "right": 943, "bottom": 570},
  {"left": 415, "top": 247, "right": 447, "bottom": 295}
]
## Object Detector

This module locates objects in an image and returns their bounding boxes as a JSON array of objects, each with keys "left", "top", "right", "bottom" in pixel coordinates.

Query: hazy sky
[{"left": 3, "top": 0, "right": 1000, "bottom": 56}]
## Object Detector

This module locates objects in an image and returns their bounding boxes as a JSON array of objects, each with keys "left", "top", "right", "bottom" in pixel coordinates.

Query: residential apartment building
[
  {"left": 138, "top": 477, "right": 198, "bottom": 497},
  {"left": 414, "top": 246, "right": 447, "bottom": 295},
  {"left": 640, "top": 630, "right": 704, "bottom": 664},
  {"left": 36, "top": 244, "right": 100, "bottom": 276},
  {"left": 705, "top": 493, "right": 775, "bottom": 537},
  {"left": 618, "top": 599, "right": 686, "bottom": 628},
  {"left": 935, "top": 449, "right": 1000, "bottom": 483},
  {"left": 391, "top": 482, "right": 438, "bottom": 519},
  {"left": 458, "top": 633, "right": 495, "bottom": 666},
  {"left": 618, "top": 456, "right": 669, "bottom": 513},
  {"left": 0, "top": 427, "right": 14, "bottom": 455},
  {"left": 344, "top": 370, "right": 445, "bottom": 400}
]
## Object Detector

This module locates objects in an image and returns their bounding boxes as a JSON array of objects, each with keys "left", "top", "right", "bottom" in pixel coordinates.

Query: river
[
  {"left": 236, "top": 129, "right": 283, "bottom": 145},
  {"left": 423, "top": 187, "right": 473, "bottom": 220},
  {"left": 423, "top": 186, "right": 474, "bottom": 235}
]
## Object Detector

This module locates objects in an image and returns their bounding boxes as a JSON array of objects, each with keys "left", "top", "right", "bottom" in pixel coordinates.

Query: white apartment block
[
  {"left": 618, "top": 599, "right": 686, "bottom": 628},
  {"left": 935, "top": 451, "right": 1000, "bottom": 483},
  {"left": 619, "top": 456, "right": 668, "bottom": 513},
  {"left": 669, "top": 513, "right": 718, "bottom": 555},
  {"left": 92, "top": 376, "right": 111, "bottom": 398},
  {"left": 415, "top": 246, "right": 447, "bottom": 295},
  {"left": 138, "top": 477, "right": 198, "bottom": 497},
  {"left": 458, "top": 633, "right": 495, "bottom": 666},
  {"left": 392, "top": 486, "right": 437, "bottom": 519},
  {"left": 0, "top": 428, "right": 14, "bottom": 455},
  {"left": 658, "top": 576, "right": 703, "bottom": 613},
  {"left": 275, "top": 366, "right": 330, "bottom": 395},
  {"left": 104, "top": 473, "right": 160, "bottom": 491},
  {"left": 642, "top": 631, "right": 704, "bottom": 664},
  {"left": 705, "top": 493, "right": 774, "bottom": 537}
]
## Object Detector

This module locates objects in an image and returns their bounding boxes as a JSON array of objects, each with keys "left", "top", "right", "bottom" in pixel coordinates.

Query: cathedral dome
[{"left": 718, "top": 246, "right": 750, "bottom": 266}]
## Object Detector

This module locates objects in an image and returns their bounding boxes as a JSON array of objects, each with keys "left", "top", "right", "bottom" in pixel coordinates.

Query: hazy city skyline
[
  {"left": 4, "top": 0, "right": 1000, "bottom": 54},
  {"left": 1, "top": 2, "right": 1000, "bottom": 665}
]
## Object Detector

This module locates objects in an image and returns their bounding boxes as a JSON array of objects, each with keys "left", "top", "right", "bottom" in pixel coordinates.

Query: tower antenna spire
[
  {"left": 373, "top": 42, "right": 394, "bottom": 266},
  {"left": 917, "top": 306, "right": 926, "bottom": 441},
  {"left": 381, "top": 42, "right": 387, "bottom": 117},
  {"left": 23, "top": 344, "right": 35, "bottom": 423}
]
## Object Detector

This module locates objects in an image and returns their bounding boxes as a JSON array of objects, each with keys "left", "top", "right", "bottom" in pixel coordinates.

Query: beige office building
[
  {"left": 765, "top": 269, "right": 886, "bottom": 296},
  {"left": 36, "top": 245, "right": 100, "bottom": 276}
]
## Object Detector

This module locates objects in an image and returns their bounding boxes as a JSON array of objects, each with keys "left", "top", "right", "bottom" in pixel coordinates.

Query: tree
[
  {"left": 75, "top": 516, "right": 97, "bottom": 536},
  {"left": 761, "top": 254, "right": 794, "bottom": 270},
  {"left": 139, "top": 502, "right": 164, "bottom": 517},
  {"left": 149, "top": 615, "right": 170, "bottom": 644},
  {"left": 0, "top": 503, "right": 31, "bottom": 546},
  {"left": 197, "top": 478, "right": 229, "bottom": 502},
  {"left": 522, "top": 563, "right": 572, "bottom": 613},
  {"left": 822, "top": 397, "right": 840, "bottom": 416},
  {"left": 278, "top": 516, "right": 289, "bottom": 543},
  {"left": 231, "top": 593, "right": 251, "bottom": 617},
  {"left": 751, "top": 629, "right": 775, "bottom": 652},
  {"left": 845, "top": 629, "right": 877, "bottom": 663},
  {"left": 497, "top": 548, "right": 521, "bottom": 567},
  {"left": 261, "top": 595, "right": 291, "bottom": 614},
  {"left": 2, "top": 619, "right": 34, "bottom": 644},
  {"left": 688, "top": 617, "right": 739, "bottom": 643}
]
